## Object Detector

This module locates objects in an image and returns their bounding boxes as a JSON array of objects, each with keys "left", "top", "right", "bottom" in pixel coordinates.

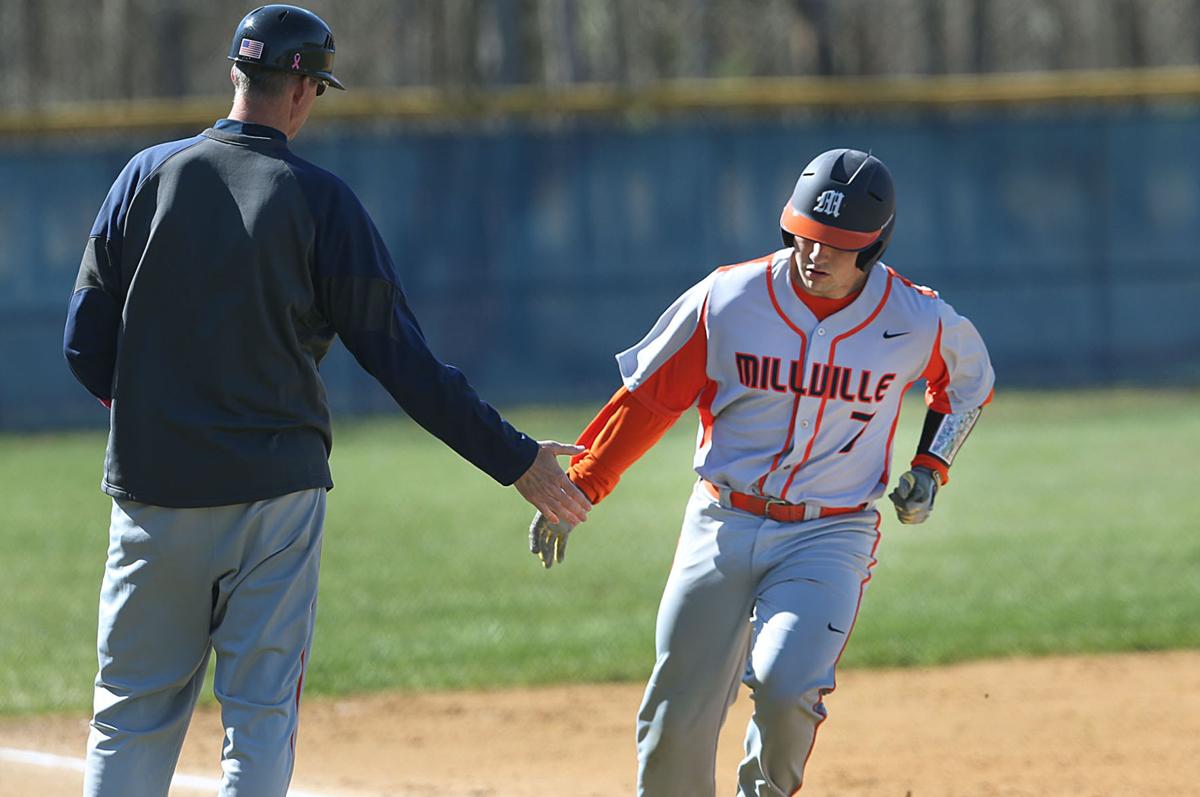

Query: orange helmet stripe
[{"left": 780, "top": 204, "right": 882, "bottom": 251}]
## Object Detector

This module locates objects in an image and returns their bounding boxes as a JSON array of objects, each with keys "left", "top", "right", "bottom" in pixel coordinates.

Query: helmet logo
[
  {"left": 813, "top": 190, "right": 845, "bottom": 218},
  {"left": 292, "top": 53, "right": 302, "bottom": 70},
  {"left": 237, "top": 38, "right": 264, "bottom": 60}
]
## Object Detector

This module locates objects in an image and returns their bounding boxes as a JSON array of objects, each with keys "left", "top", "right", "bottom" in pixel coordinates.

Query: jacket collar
[{"left": 208, "top": 118, "right": 288, "bottom": 144}]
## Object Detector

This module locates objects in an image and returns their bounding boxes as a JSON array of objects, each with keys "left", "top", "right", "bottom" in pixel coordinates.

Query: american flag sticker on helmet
[{"left": 238, "top": 38, "right": 264, "bottom": 59}]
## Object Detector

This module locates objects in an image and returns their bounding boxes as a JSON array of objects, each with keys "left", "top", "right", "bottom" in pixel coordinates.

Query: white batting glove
[
  {"left": 529, "top": 510, "right": 577, "bottom": 569},
  {"left": 888, "top": 467, "right": 940, "bottom": 525}
]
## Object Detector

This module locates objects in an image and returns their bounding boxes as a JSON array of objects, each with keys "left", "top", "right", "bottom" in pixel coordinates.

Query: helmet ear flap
[
  {"left": 855, "top": 243, "right": 880, "bottom": 271},
  {"left": 855, "top": 214, "right": 895, "bottom": 270}
]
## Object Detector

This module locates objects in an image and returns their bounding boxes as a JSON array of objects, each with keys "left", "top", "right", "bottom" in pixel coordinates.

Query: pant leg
[
  {"left": 209, "top": 488, "right": 325, "bottom": 797},
  {"left": 636, "top": 485, "right": 760, "bottom": 797},
  {"left": 84, "top": 500, "right": 216, "bottom": 797},
  {"left": 737, "top": 513, "right": 881, "bottom": 797}
]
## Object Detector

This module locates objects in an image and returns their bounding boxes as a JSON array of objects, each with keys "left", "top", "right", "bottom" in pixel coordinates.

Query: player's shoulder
[
  {"left": 713, "top": 250, "right": 778, "bottom": 277},
  {"left": 700, "top": 250, "right": 783, "bottom": 319},
  {"left": 875, "top": 262, "right": 954, "bottom": 332},
  {"left": 881, "top": 263, "right": 943, "bottom": 306},
  {"left": 709, "top": 250, "right": 778, "bottom": 288}
]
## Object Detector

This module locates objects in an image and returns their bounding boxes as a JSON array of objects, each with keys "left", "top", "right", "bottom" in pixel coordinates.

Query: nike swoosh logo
[
  {"left": 882, "top": 330, "right": 910, "bottom": 339},
  {"left": 827, "top": 622, "right": 846, "bottom": 634}
]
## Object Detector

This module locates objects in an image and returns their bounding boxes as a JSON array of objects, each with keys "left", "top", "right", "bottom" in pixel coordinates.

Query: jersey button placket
[{"left": 783, "top": 323, "right": 833, "bottom": 489}]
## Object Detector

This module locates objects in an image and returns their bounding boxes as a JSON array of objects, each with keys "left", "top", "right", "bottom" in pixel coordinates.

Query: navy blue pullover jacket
[{"left": 64, "top": 119, "right": 537, "bottom": 507}]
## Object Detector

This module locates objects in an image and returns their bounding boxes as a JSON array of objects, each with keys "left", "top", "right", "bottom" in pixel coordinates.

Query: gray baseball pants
[
  {"left": 636, "top": 482, "right": 881, "bottom": 796},
  {"left": 84, "top": 488, "right": 326, "bottom": 797}
]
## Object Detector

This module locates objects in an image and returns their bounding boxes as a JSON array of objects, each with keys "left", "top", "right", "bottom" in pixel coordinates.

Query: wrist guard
[{"left": 917, "top": 407, "right": 982, "bottom": 467}]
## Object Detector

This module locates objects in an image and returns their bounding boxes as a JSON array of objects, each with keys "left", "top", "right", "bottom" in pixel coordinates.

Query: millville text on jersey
[{"left": 734, "top": 353, "right": 897, "bottom": 403}]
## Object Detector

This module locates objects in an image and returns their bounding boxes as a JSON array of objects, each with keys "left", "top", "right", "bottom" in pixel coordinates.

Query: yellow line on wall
[{"left": 3, "top": 66, "right": 1200, "bottom": 136}]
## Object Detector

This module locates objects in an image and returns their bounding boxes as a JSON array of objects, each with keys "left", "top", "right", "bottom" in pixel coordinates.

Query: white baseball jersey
[{"left": 616, "top": 249, "right": 994, "bottom": 508}]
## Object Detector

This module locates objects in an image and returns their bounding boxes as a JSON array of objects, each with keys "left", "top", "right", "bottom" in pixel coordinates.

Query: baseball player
[
  {"left": 63, "top": 6, "right": 590, "bottom": 796},
  {"left": 529, "top": 148, "right": 994, "bottom": 795}
]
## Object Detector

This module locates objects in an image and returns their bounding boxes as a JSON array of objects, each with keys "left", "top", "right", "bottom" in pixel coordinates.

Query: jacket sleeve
[
  {"left": 310, "top": 180, "right": 537, "bottom": 485},
  {"left": 63, "top": 138, "right": 201, "bottom": 406},
  {"left": 63, "top": 160, "right": 140, "bottom": 404}
]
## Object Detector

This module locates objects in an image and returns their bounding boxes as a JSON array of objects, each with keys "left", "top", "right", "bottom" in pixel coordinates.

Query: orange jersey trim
[
  {"left": 718, "top": 254, "right": 772, "bottom": 274},
  {"left": 767, "top": 262, "right": 810, "bottom": 338},
  {"left": 922, "top": 321, "right": 995, "bottom": 414},
  {"left": 922, "top": 321, "right": 953, "bottom": 414},
  {"left": 780, "top": 271, "right": 894, "bottom": 496},
  {"left": 756, "top": 263, "right": 857, "bottom": 492},
  {"left": 915, "top": 315, "right": 993, "bottom": 483},
  {"left": 884, "top": 265, "right": 939, "bottom": 298}
]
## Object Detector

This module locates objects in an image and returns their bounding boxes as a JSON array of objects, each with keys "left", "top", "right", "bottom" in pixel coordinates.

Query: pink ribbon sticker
[{"left": 292, "top": 53, "right": 302, "bottom": 70}]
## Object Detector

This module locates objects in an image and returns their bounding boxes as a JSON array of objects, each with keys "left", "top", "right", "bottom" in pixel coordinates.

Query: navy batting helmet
[
  {"left": 228, "top": 5, "right": 345, "bottom": 92},
  {"left": 780, "top": 149, "right": 895, "bottom": 270}
]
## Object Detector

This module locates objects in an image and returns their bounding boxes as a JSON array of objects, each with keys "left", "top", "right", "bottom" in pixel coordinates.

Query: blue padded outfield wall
[{"left": 2, "top": 107, "right": 1198, "bottom": 429}]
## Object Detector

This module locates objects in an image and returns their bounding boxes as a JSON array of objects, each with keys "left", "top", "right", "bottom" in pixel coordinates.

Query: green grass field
[{"left": 2, "top": 389, "right": 1198, "bottom": 715}]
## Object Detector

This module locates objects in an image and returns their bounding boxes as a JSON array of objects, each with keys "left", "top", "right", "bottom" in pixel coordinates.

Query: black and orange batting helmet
[{"left": 780, "top": 149, "right": 895, "bottom": 270}]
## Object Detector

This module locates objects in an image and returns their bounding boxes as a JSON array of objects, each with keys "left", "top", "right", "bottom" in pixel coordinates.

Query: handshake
[{"left": 512, "top": 441, "right": 592, "bottom": 570}]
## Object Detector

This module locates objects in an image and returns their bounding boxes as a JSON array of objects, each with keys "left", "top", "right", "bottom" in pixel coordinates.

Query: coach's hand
[
  {"left": 529, "top": 510, "right": 577, "bottom": 569},
  {"left": 514, "top": 441, "right": 592, "bottom": 526},
  {"left": 888, "top": 466, "right": 940, "bottom": 524}
]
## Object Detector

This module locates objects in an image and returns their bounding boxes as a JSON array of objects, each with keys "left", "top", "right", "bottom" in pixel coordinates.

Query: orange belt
[{"left": 702, "top": 480, "right": 865, "bottom": 523}]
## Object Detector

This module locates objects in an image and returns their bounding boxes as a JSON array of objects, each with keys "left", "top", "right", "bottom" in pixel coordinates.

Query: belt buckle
[
  {"left": 763, "top": 496, "right": 791, "bottom": 520},
  {"left": 758, "top": 494, "right": 806, "bottom": 520}
]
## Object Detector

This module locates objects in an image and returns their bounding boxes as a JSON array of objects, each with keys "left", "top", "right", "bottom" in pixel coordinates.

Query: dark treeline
[{"left": 2, "top": 0, "right": 1198, "bottom": 108}]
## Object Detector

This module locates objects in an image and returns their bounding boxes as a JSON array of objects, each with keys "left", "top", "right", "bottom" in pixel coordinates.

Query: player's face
[{"left": 791, "top": 236, "right": 869, "bottom": 299}]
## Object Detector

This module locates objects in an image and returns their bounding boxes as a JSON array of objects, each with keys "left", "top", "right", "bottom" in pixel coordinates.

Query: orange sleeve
[{"left": 568, "top": 319, "right": 710, "bottom": 504}]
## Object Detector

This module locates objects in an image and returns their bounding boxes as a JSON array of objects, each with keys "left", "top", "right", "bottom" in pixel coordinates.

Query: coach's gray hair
[{"left": 232, "top": 62, "right": 295, "bottom": 99}]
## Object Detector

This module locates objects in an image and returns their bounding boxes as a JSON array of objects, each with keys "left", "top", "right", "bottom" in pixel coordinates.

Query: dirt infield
[{"left": 2, "top": 650, "right": 1197, "bottom": 796}]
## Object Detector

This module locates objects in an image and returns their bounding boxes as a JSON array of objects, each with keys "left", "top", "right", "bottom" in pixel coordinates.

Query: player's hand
[
  {"left": 529, "top": 510, "right": 576, "bottom": 569},
  {"left": 513, "top": 441, "right": 592, "bottom": 526},
  {"left": 888, "top": 466, "right": 939, "bottom": 524}
]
